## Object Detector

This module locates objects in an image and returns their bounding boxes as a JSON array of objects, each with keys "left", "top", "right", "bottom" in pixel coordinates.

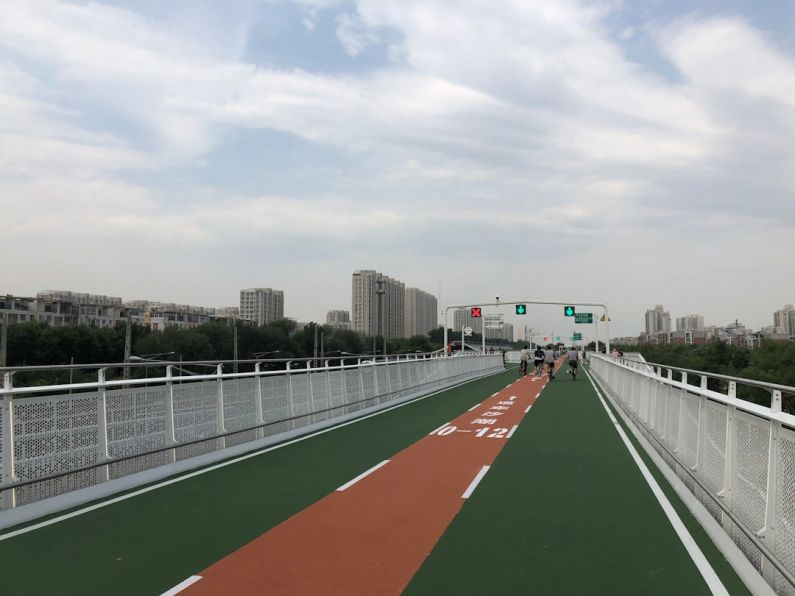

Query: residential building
[
  {"left": 239, "top": 288, "right": 284, "bottom": 326},
  {"left": 404, "top": 288, "right": 438, "bottom": 337},
  {"left": 644, "top": 305, "right": 671, "bottom": 336},
  {"left": 485, "top": 322, "right": 514, "bottom": 343},
  {"left": 676, "top": 314, "right": 705, "bottom": 332},
  {"left": 452, "top": 308, "right": 483, "bottom": 335},
  {"left": 0, "top": 295, "right": 37, "bottom": 324},
  {"left": 351, "top": 270, "right": 405, "bottom": 337},
  {"left": 326, "top": 310, "right": 351, "bottom": 329},
  {"left": 37, "top": 290, "right": 122, "bottom": 307},
  {"left": 774, "top": 305, "right": 795, "bottom": 336}
]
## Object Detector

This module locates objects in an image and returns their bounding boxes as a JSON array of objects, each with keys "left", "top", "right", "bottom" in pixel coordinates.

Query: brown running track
[{"left": 184, "top": 367, "right": 556, "bottom": 595}]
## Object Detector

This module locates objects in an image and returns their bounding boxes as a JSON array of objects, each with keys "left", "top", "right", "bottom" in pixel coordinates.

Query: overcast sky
[{"left": 2, "top": 0, "right": 794, "bottom": 339}]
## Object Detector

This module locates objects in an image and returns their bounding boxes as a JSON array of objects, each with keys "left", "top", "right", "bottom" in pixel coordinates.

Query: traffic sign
[
  {"left": 515, "top": 304, "right": 527, "bottom": 315},
  {"left": 470, "top": 307, "right": 482, "bottom": 318},
  {"left": 573, "top": 332, "right": 582, "bottom": 340},
  {"left": 574, "top": 312, "right": 593, "bottom": 324},
  {"left": 463, "top": 326, "right": 473, "bottom": 336},
  {"left": 564, "top": 306, "right": 575, "bottom": 317}
]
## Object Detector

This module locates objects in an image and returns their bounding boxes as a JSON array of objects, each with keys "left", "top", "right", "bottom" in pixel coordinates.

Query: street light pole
[{"left": 376, "top": 276, "right": 386, "bottom": 360}]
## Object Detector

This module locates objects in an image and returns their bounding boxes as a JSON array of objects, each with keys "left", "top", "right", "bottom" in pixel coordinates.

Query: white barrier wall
[
  {"left": 589, "top": 353, "right": 795, "bottom": 596},
  {"left": 1, "top": 354, "right": 504, "bottom": 511}
]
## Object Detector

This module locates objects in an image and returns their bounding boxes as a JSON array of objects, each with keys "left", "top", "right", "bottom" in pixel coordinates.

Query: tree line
[{"left": 611, "top": 339, "right": 795, "bottom": 413}]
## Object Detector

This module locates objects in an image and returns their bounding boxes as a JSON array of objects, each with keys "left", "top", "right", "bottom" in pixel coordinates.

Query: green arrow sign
[
  {"left": 564, "top": 306, "right": 575, "bottom": 317},
  {"left": 515, "top": 304, "right": 526, "bottom": 315}
]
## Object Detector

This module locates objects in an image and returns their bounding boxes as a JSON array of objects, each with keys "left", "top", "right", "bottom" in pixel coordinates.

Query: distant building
[
  {"left": 240, "top": 288, "right": 284, "bottom": 326},
  {"left": 213, "top": 307, "right": 239, "bottom": 321},
  {"left": 773, "top": 305, "right": 795, "bottom": 336},
  {"left": 326, "top": 309, "right": 351, "bottom": 329},
  {"left": 676, "top": 314, "right": 704, "bottom": 332},
  {"left": 351, "top": 270, "right": 405, "bottom": 337},
  {"left": 0, "top": 295, "right": 38, "bottom": 325},
  {"left": 37, "top": 290, "right": 122, "bottom": 307},
  {"left": 485, "top": 322, "right": 514, "bottom": 343},
  {"left": 644, "top": 305, "right": 671, "bottom": 337},
  {"left": 404, "top": 288, "right": 438, "bottom": 337},
  {"left": 613, "top": 336, "right": 640, "bottom": 346}
]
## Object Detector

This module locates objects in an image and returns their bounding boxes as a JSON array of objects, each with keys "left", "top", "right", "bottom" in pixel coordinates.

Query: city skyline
[{"left": 1, "top": 1, "right": 794, "bottom": 337}]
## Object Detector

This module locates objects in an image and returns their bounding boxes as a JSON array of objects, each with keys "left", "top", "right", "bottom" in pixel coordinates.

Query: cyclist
[
  {"left": 543, "top": 345, "right": 556, "bottom": 380},
  {"left": 533, "top": 346, "right": 545, "bottom": 378},
  {"left": 519, "top": 345, "right": 530, "bottom": 375},
  {"left": 567, "top": 348, "right": 580, "bottom": 379}
]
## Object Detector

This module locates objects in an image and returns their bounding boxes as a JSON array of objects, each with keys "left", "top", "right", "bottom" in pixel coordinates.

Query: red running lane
[{"left": 183, "top": 368, "right": 557, "bottom": 596}]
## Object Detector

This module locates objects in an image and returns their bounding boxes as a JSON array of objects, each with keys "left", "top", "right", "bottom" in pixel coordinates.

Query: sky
[{"left": 1, "top": 0, "right": 794, "bottom": 340}]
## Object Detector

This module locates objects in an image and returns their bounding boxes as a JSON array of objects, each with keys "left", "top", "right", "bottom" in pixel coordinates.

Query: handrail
[{"left": 0, "top": 352, "right": 460, "bottom": 397}]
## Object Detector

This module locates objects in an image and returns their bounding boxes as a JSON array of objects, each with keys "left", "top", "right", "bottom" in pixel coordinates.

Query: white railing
[
  {"left": 589, "top": 353, "right": 795, "bottom": 595},
  {"left": 0, "top": 354, "right": 504, "bottom": 512}
]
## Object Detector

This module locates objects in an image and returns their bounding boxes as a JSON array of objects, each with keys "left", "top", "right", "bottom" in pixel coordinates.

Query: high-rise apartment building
[
  {"left": 645, "top": 305, "right": 671, "bottom": 336},
  {"left": 452, "top": 308, "right": 483, "bottom": 334},
  {"left": 351, "top": 270, "right": 405, "bottom": 337},
  {"left": 239, "top": 288, "right": 284, "bottom": 326},
  {"left": 326, "top": 309, "right": 351, "bottom": 329},
  {"left": 485, "top": 322, "right": 514, "bottom": 342},
  {"left": 774, "top": 305, "right": 795, "bottom": 335},
  {"left": 676, "top": 314, "right": 704, "bottom": 332},
  {"left": 404, "top": 288, "right": 438, "bottom": 337}
]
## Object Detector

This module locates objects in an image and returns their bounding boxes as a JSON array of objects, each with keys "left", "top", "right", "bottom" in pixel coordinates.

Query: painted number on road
[{"left": 474, "top": 427, "right": 509, "bottom": 438}]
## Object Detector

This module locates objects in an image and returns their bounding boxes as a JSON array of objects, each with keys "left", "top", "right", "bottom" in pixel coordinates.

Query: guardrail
[
  {"left": 588, "top": 353, "right": 795, "bottom": 595},
  {"left": 0, "top": 353, "right": 504, "bottom": 512}
]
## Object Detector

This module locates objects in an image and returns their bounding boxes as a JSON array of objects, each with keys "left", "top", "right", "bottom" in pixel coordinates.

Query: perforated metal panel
[
  {"left": 732, "top": 411, "right": 769, "bottom": 537},
  {"left": 262, "top": 375, "right": 289, "bottom": 422},
  {"left": 309, "top": 372, "right": 329, "bottom": 418},
  {"left": 13, "top": 392, "right": 100, "bottom": 505},
  {"left": 678, "top": 392, "right": 700, "bottom": 469},
  {"left": 664, "top": 386, "right": 681, "bottom": 453},
  {"left": 361, "top": 366, "right": 375, "bottom": 401},
  {"left": 106, "top": 385, "right": 168, "bottom": 466},
  {"left": 698, "top": 400, "right": 726, "bottom": 494},
  {"left": 776, "top": 427, "right": 795, "bottom": 595},
  {"left": 222, "top": 378, "right": 257, "bottom": 432},
  {"left": 290, "top": 373, "right": 311, "bottom": 417}
]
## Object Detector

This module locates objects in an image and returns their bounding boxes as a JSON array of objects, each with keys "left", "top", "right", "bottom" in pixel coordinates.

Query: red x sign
[{"left": 470, "top": 307, "right": 482, "bottom": 318}]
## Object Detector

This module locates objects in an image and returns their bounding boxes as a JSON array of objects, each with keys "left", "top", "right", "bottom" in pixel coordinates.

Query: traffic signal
[
  {"left": 564, "top": 305, "right": 575, "bottom": 317},
  {"left": 515, "top": 304, "right": 527, "bottom": 315},
  {"left": 470, "top": 307, "right": 482, "bottom": 318}
]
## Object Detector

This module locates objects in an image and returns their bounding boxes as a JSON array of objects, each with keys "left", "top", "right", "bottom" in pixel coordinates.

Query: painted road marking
[
  {"left": 507, "top": 425, "right": 519, "bottom": 438},
  {"left": 468, "top": 403, "right": 481, "bottom": 411},
  {"left": 336, "top": 460, "right": 390, "bottom": 492},
  {"left": 524, "top": 405, "right": 532, "bottom": 414},
  {"left": 161, "top": 576, "right": 202, "bottom": 596},
  {"left": 462, "top": 465, "right": 491, "bottom": 499},
  {"left": 491, "top": 392, "right": 498, "bottom": 397},
  {"left": 584, "top": 368, "right": 728, "bottom": 596},
  {"left": 429, "top": 422, "right": 451, "bottom": 435},
  {"left": 509, "top": 396, "right": 517, "bottom": 401}
]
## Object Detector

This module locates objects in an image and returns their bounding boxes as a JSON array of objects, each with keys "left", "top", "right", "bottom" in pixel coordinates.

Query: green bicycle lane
[
  {"left": 0, "top": 368, "right": 516, "bottom": 596},
  {"left": 405, "top": 364, "right": 749, "bottom": 595}
]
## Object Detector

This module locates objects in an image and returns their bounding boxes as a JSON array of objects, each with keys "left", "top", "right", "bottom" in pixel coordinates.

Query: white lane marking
[
  {"left": 429, "top": 422, "right": 450, "bottom": 435},
  {"left": 0, "top": 370, "right": 508, "bottom": 542},
  {"left": 507, "top": 425, "right": 519, "bottom": 438},
  {"left": 491, "top": 392, "right": 498, "bottom": 397},
  {"left": 161, "top": 575, "right": 202, "bottom": 596},
  {"left": 583, "top": 368, "right": 729, "bottom": 596},
  {"left": 462, "top": 465, "right": 491, "bottom": 499},
  {"left": 468, "top": 403, "right": 481, "bottom": 411},
  {"left": 524, "top": 405, "right": 532, "bottom": 414},
  {"left": 509, "top": 396, "right": 517, "bottom": 401},
  {"left": 336, "top": 460, "right": 390, "bottom": 492}
]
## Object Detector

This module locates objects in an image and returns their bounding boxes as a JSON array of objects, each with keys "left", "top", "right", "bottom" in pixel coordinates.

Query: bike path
[
  {"left": 0, "top": 369, "right": 515, "bottom": 595},
  {"left": 405, "top": 364, "right": 749, "bottom": 595}
]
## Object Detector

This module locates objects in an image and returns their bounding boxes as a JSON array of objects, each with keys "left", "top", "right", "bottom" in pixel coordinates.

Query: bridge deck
[{"left": 0, "top": 365, "right": 748, "bottom": 595}]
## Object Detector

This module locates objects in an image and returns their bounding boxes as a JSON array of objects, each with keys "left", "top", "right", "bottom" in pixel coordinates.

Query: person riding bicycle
[
  {"left": 533, "top": 347, "right": 545, "bottom": 378},
  {"left": 543, "top": 345, "right": 555, "bottom": 380},
  {"left": 519, "top": 345, "right": 530, "bottom": 375},
  {"left": 567, "top": 348, "right": 579, "bottom": 378}
]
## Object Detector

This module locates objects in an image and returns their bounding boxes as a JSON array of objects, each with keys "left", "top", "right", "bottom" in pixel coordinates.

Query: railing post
[
  {"left": 286, "top": 362, "right": 295, "bottom": 428},
  {"left": 216, "top": 364, "right": 226, "bottom": 449},
  {"left": 358, "top": 358, "right": 365, "bottom": 406},
  {"left": 325, "top": 361, "right": 332, "bottom": 411},
  {"left": 307, "top": 361, "right": 315, "bottom": 421},
  {"left": 2, "top": 372, "right": 17, "bottom": 510},
  {"left": 373, "top": 359, "right": 380, "bottom": 403},
  {"left": 719, "top": 400, "right": 735, "bottom": 533},
  {"left": 254, "top": 363, "right": 264, "bottom": 439},
  {"left": 165, "top": 366, "right": 177, "bottom": 463},
  {"left": 96, "top": 368, "right": 110, "bottom": 483},
  {"left": 759, "top": 415, "right": 781, "bottom": 584}
]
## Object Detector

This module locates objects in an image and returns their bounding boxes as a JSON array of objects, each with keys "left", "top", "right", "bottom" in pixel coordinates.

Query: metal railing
[
  {"left": 0, "top": 353, "right": 504, "bottom": 512},
  {"left": 588, "top": 353, "right": 795, "bottom": 595}
]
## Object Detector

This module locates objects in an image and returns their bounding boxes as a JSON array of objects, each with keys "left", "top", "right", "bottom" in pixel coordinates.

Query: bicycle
[
  {"left": 568, "top": 361, "right": 578, "bottom": 380},
  {"left": 547, "top": 361, "right": 555, "bottom": 381}
]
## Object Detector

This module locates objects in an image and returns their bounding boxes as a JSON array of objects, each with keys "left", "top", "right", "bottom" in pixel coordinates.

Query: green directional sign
[
  {"left": 515, "top": 304, "right": 527, "bottom": 315},
  {"left": 573, "top": 332, "right": 582, "bottom": 340},
  {"left": 564, "top": 306, "right": 575, "bottom": 317},
  {"left": 574, "top": 312, "right": 593, "bottom": 324}
]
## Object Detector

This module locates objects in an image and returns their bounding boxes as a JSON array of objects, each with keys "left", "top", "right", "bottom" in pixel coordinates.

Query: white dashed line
[
  {"left": 462, "top": 465, "right": 491, "bottom": 499},
  {"left": 336, "top": 460, "right": 390, "bottom": 492},
  {"left": 161, "top": 575, "right": 202, "bottom": 596}
]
